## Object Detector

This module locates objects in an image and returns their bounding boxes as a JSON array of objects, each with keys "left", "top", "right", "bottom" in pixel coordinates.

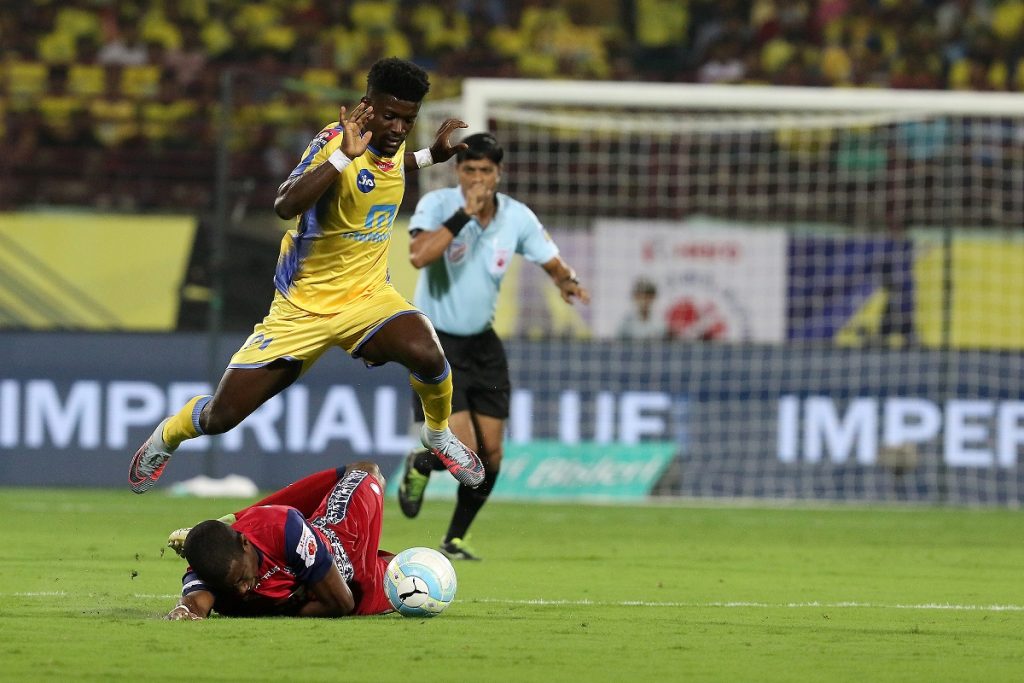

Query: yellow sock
[
  {"left": 162, "top": 395, "right": 211, "bottom": 450},
  {"left": 409, "top": 368, "right": 452, "bottom": 432}
]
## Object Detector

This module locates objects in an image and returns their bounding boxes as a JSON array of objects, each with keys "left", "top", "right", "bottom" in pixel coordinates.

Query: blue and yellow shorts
[{"left": 229, "top": 284, "right": 419, "bottom": 373}]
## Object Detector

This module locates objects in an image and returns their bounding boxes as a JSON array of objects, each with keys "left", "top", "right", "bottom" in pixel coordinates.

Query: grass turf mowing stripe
[{"left": 9, "top": 592, "right": 1024, "bottom": 612}]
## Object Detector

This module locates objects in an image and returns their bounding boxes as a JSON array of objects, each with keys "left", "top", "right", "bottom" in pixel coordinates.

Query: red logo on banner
[{"left": 667, "top": 298, "right": 728, "bottom": 341}]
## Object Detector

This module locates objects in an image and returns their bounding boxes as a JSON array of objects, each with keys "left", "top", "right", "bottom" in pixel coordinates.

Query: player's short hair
[
  {"left": 182, "top": 520, "right": 244, "bottom": 590},
  {"left": 456, "top": 132, "right": 504, "bottom": 164},
  {"left": 366, "top": 57, "right": 430, "bottom": 103}
]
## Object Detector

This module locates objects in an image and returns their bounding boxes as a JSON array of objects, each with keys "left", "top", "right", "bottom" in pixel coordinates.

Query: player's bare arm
[
  {"left": 273, "top": 103, "right": 374, "bottom": 219},
  {"left": 165, "top": 590, "right": 214, "bottom": 621},
  {"left": 404, "top": 118, "right": 469, "bottom": 174},
  {"left": 295, "top": 563, "right": 356, "bottom": 617},
  {"left": 543, "top": 256, "right": 590, "bottom": 304}
]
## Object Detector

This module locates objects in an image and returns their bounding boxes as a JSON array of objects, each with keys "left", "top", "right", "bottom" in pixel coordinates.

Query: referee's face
[{"left": 456, "top": 158, "right": 501, "bottom": 196}]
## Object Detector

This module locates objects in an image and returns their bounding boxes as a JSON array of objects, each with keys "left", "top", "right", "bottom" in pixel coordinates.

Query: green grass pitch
[{"left": 1, "top": 487, "right": 1022, "bottom": 682}]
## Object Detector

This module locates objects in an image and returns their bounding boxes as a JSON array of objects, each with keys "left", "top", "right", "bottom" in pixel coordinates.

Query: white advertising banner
[{"left": 593, "top": 217, "right": 787, "bottom": 341}]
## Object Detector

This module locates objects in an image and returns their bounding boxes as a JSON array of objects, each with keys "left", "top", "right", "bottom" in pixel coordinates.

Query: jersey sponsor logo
[
  {"left": 344, "top": 204, "right": 397, "bottom": 242},
  {"left": 296, "top": 524, "right": 318, "bottom": 567},
  {"left": 356, "top": 169, "right": 376, "bottom": 193},
  {"left": 447, "top": 240, "right": 468, "bottom": 264},
  {"left": 489, "top": 247, "right": 511, "bottom": 275},
  {"left": 242, "top": 332, "right": 273, "bottom": 351},
  {"left": 364, "top": 204, "right": 397, "bottom": 231},
  {"left": 257, "top": 565, "right": 281, "bottom": 587},
  {"left": 310, "top": 128, "right": 341, "bottom": 153},
  {"left": 375, "top": 159, "right": 395, "bottom": 172}
]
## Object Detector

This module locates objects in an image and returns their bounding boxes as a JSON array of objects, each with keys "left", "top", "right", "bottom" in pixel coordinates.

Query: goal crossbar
[{"left": 462, "top": 78, "right": 1024, "bottom": 129}]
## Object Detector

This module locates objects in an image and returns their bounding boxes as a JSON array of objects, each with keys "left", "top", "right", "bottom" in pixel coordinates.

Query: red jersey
[
  {"left": 182, "top": 505, "right": 334, "bottom": 617},
  {"left": 181, "top": 467, "right": 392, "bottom": 617}
]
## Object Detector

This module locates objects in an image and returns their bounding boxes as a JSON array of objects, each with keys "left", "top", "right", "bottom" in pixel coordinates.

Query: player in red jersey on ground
[{"left": 165, "top": 460, "right": 393, "bottom": 619}]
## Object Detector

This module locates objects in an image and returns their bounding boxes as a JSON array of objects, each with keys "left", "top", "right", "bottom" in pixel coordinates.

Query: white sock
[{"left": 421, "top": 424, "right": 449, "bottom": 449}]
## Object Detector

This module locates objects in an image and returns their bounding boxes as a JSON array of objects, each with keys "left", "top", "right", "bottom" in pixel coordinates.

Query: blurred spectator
[
  {"left": 0, "top": 108, "right": 42, "bottom": 208},
  {"left": 697, "top": 36, "right": 746, "bottom": 84},
  {"left": 624, "top": 0, "right": 688, "bottom": 80},
  {"left": 439, "top": 16, "right": 516, "bottom": 79},
  {"left": 140, "top": 72, "right": 202, "bottom": 148},
  {"left": 68, "top": 37, "right": 106, "bottom": 98},
  {"left": 89, "top": 65, "right": 139, "bottom": 149},
  {"left": 139, "top": 3, "right": 183, "bottom": 51},
  {"left": 232, "top": 1, "right": 296, "bottom": 61},
  {"left": 38, "top": 65, "right": 82, "bottom": 138},
  {"left": 4, "top": 48, "right": 49, "bottom": 108},
  {"left": 163, "top": 22, "right": 208, "bottom": 91},
  {"left": 6, "top": 0, "right": 1024, "bottom": 214},
  {"left": 618, "top": 278, "right": 668, "bottom": 340},
  {"left": 410, "top": 0, "right": 471, "bottom": 65},
  {"left": 98, "top": 24, "right": 149, "bottom": 67}
]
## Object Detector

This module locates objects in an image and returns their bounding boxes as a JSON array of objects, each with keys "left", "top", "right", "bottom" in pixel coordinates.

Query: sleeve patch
[{"left": 296, "top": 524, "right": 318, "bottom": 568}]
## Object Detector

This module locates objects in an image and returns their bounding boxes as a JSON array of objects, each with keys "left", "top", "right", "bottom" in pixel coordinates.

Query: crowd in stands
[{"left": 3, "top": 0, "right": 1024, "bottom": 212}]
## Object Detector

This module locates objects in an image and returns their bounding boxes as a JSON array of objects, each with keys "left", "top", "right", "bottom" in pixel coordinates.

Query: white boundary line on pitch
[
  {"left": 471, "top": 598, "right": 1024, "bottom": 612},
  {"left": 7, "top": 592, "right": 1024, "bottom": 612}
]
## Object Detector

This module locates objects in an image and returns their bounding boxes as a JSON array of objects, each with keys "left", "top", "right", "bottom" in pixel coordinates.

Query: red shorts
[{"left": 309, "top": 469, "right": 393, "bottom": 615}]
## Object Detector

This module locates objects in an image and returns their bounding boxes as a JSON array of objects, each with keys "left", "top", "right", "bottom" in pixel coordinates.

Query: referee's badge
[{"left": 489, "top": 247, "right": 511, "bottom": 275}]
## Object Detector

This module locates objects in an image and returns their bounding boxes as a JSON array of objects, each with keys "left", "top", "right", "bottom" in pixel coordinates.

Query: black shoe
[
  {"left": 398, "top": 449, "right": 430, "bottom": 518},
  {"left": 439, "top": 536, "right": 482, "bottom": 561}
]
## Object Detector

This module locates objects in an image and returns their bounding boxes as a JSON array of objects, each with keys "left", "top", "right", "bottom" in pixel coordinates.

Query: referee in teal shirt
[{"left": 397, "top": 133, "right": 590, "bottom": 560}]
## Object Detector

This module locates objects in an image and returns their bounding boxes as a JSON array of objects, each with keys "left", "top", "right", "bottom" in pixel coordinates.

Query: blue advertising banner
[
  {"left": 3, "top": 333, "right": 1024, "bottom": 504},
  {"left": 0, "top": 332, "right": 414, "bottom": 488}
]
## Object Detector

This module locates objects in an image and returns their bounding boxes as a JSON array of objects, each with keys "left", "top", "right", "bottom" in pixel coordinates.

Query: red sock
[{"left": 235, "top": 467, "right": 345, "bottom": 518}]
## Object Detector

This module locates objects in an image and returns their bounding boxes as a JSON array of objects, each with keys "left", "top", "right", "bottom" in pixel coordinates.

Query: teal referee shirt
[{"left": 408, "top": 187, "right": 559, "bottom": 335}]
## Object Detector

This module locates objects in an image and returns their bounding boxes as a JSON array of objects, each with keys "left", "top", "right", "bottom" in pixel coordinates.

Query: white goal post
[
  {"left": 462, "top": 78, "right": 1024, "bottom": 122},
  {"left": 414, "top": 80, "right": 1024, "bottom": 506}
]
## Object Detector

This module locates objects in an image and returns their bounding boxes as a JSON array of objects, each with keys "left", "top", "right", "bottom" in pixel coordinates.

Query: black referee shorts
[{"left": 412, "top": 327, "right": 511, "bottom": 421}]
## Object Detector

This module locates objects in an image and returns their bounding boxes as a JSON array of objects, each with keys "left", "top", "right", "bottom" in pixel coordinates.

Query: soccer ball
[{"left": 384, "top": 547, "right": 457, "bottom": 617}]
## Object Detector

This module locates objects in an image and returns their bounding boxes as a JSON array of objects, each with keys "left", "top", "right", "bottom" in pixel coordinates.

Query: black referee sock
[{"left": 446, "top": 468, "right": 499, "bottom": 542}]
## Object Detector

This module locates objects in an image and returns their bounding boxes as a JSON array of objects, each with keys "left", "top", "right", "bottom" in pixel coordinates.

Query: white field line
[{"left": 6, "top": 593, "right": 1024, "bottom": 612}]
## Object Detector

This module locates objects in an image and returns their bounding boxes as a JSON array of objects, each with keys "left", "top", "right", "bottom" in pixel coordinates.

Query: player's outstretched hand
[
  {"left": 339, "top": 102, "right": 374, "bottom": 158},
  {"left": 166, "top": 604, "right": 203, "bottom": 621},
  {"left": 559, "top": 279, "right": 591, "bottom": 305},
  {"left": 428, "top": 118, "right": 469, "bottom": 163}
]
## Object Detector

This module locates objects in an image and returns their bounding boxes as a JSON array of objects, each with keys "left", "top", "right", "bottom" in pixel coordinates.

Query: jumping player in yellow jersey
[{"left": 129, "top": 57, "right": 484, "bottom": 493}]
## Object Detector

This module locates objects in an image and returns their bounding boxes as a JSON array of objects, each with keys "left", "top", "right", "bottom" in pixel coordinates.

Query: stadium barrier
[{"left": 2, "top": 332, "right": 1023, "bottom": 505}]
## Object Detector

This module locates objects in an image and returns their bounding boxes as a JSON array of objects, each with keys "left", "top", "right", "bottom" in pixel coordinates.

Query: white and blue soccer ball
[{"left": 384, "top": 547, "right": 457, "bottom": 617}]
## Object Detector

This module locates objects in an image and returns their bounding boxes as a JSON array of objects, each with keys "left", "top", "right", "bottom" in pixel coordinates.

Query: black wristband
[{"left": 443, "top": 209, "right": 472, "bottom": 237}]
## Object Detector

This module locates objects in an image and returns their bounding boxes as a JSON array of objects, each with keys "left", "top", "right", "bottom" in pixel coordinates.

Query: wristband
[
  {"left": 443, "top": 209, "right": 472, "bottom": 237},
  {"left": 327, "top": 150, "right": 352, "bottom": 173},
  {"left": 413, "top": 148, "right": 435, "bottom": 169},
  {"left": 560, "top": 275, "right": 580, "bottom": 286},
  {"left": 168, "top": 604, "right": 193, "bottom": 619}
]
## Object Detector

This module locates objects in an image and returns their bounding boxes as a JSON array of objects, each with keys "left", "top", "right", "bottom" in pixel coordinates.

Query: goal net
[{"left": 415, "top": 80, "right": 1024, "bottom": 505}]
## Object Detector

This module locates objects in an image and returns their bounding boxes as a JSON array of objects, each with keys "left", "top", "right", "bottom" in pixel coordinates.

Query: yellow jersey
[{"left": 274, "top": 123, "right": 406, "bottom": 314}]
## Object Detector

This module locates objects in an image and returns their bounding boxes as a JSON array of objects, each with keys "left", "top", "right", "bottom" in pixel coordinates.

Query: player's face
[
  {"left": 223, "top": 537, "right": 261, "bottom": 596},
  {"left": 456, "top": 158, "right": 501, "bottom": 195},
  {"left": 362, "top": 93, "right": 421, "bottom": 157}
]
